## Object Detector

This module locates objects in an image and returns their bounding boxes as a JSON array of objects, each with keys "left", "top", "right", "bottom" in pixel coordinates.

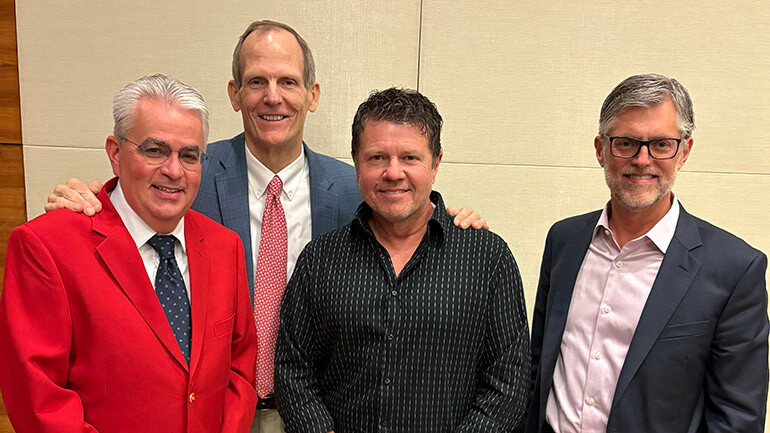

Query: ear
[
  {"left": 594, "top": 136, "right": 605, "bottom": 167},
  {"left": 431, "top": 151, "right": 443, "bottom": 183},
  {"left": 307, "top": 81, "right": 321, "bottom": 113},
  {"left": 227, "top": 79, "right": 241, "bottom": 112},
  {"left": 105, "top": 136, "right": 122, "bottom": 177},
  {"left": 353, "top": 151, "right": 361, "bottom": 182},
  {"left": 677, "top": 136, "right": 694, "bottom": 170}
]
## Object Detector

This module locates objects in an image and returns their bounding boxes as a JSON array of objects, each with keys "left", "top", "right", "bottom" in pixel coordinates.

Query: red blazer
[{"left": 0, "top": 178, "right": 257, "bottom": 433}]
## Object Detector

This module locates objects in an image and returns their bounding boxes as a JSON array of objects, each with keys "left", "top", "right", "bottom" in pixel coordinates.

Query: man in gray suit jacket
[{"left": 524, "top": 74, "right": 768, "bottom": 433}]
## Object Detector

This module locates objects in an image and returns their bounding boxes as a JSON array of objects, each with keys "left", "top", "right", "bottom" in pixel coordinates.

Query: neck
[
  {"left": 245, "top": 137, "right": 302, "bottom": 174},
  {"left": 608, "top": 193, "right": 672, "bottom": 248},
  {"left": 368, "top": 203, "right": 434, "bottom": 276}
]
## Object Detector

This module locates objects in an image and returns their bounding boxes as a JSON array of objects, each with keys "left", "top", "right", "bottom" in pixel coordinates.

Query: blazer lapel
[
  {"left": 539, "top": 213, "right": 599, "bottom": 413},
  {"left": 306, "top": 143, "right": 340, "bottom": 238},
  {"left": 212, "top": 134, "right": 255, "bottom": 298},
  {"left": 611, "top": 206, "right": 702, "bottom": 410},
  {"left": 93, "top": 181, "right": 189, "bottom": 370},
  {"left": 185, "top": 215, "right": 209, "bottom": 379},
  {"left": 214, "top": 135, "right": 251, "bottom": 240}
]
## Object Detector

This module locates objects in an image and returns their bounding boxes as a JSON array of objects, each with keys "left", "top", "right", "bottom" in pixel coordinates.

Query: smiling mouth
[
  {"left": 624, "top": 174, "right": 657, "bottom": 180},
  {"left": 259, "top": 115, "right": 288, "bottom": 121},
  {"left": 153, "top": 185, "right": 182, "bottom": 193}
]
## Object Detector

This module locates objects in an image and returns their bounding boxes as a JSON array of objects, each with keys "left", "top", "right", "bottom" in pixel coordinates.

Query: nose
[
  {"left": 633, "top": 144, "right": 653, "bottom": 166},
  {"left": 160, "top": 152, "right": 185, "bottom": 179},
  {"left": 383, "top": 158, "right": 405, "bottom": 180},
  {"left": 263, "top": 82, "right": 282, "bottom": 105}
]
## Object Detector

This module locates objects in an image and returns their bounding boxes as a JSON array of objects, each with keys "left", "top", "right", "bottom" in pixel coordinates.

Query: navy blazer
[
  {"left": 525, "top": 205, "right": 768, "bottom": 433},
  {"left": 192, "top": 133, "right": 362, "bottom": 299}
]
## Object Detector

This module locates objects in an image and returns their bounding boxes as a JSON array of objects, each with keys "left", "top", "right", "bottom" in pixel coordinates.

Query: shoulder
[
  {"left": 442, "top": 218, "right": 515, "bottom": 263},
  {"left": 683, "top": 211, "right": 765, "bottom": 264},
  {"left": 303, "top": 222, "right": 355, "bottom": 254},
  {"left": 540, "top": 209, "right": 602, "bottom": 246},
  {"left": 8, "top": 209, "right": 110, "bottom": 263},
  {"left": 549, "top": 210, "right": 602, "bottom": 234},
  {"left": 206, "top": 134, "right": 244, "bottom": 158},
  {"left": 15, "top": 209, "right": 92, "bottom": 242},
  {"left": 305, "top": 145, "right": 357, "bottom": 182}
]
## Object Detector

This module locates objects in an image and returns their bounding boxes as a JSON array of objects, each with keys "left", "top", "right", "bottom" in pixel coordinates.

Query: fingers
[
  {"left": 85, "top": 179, "right": 103, "bottom": 195},
  {"left": 449, "top": 205, "right": 489, "bottom": 230},
  {"left": 45, "top": 178, "right": 102, "bottom": 216}
]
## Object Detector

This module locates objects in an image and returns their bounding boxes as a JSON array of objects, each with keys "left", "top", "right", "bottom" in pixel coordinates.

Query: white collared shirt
[
  {"left": 546, "top": 194, "right": 680, "bottom": 433},
  {"left": 109, "top": 181, "right": 191, "bottom": 301},
  {"left": 246, "top": 146, "right": 312, "bottom": 282}
]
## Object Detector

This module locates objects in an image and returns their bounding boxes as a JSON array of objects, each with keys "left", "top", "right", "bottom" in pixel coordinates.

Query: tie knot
[
  {"left": 148, "top": 234, "right": 176, "bottom": 259},
  {"left": 267, "top": 175, "right": 282, "bottom": 197}
]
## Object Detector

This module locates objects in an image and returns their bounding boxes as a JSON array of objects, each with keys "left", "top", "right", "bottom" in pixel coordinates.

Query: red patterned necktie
[{"left": 253, "top": 175, "right": 287, "bottom": 398}]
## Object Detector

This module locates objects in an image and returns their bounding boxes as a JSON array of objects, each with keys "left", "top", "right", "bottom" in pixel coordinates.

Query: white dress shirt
[
  {"left": 546, "top": 195, "right": 680, "bottom": 433},
  {"left": 246, "top": 146, "right": 312, "bottom": 283},
  {"left": 109, "top": 181, "right": 190, "bottom": 301}
]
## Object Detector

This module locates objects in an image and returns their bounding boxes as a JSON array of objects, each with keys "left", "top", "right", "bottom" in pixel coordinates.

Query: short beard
[{"left": 604, "top": 166, "right": 677, "bottom": 210}]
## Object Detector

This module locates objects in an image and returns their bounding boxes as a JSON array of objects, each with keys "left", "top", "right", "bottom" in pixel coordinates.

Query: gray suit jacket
[
  {"left": 525, "top": 205, "right": 768, "bottom": 433},
  {"left": 192, "top": 133, "right": 362, "bottom": 299}
]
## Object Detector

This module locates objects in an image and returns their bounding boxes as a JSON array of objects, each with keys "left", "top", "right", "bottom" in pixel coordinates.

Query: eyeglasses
[
  {"left": 118, "top": 136, "right": 207, "bottom": 170},
  {"left": 607, "top": 136, "right": 682, "bottom": 160}
]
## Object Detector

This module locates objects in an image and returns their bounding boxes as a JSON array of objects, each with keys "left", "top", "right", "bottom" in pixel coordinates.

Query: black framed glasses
[
  {"left": 606, "top": 136, "right": 681, "bottom": 160},
  {"left": 118, "top": 136, "right": 207, "bottom": 170}
]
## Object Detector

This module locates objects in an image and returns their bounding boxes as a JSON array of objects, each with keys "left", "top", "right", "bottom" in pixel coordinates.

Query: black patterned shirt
[{"left": 275, "top": 191, "right": 530, "bottom": 433}]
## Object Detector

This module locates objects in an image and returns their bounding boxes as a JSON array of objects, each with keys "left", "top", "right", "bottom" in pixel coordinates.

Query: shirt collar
[
  {"left": 246, "top": 144, "right": 306, "bottom": 201},
  {"left": 109, "top": 181, "right": 187, "bottom": 253},
  {"left": 352, "top": 191, "right": 447, "bottom": 241},
  {"left": 595, "top": 193, "right": 680, "bottom": 253}
]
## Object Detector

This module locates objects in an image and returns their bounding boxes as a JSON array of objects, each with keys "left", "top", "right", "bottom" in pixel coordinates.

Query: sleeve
[
  {"left": 704, "top": 251, "right": 768, "bottom": 433},
  {"left": 274, "top": 246, "right": 335, "bottom": 433},
  {"left": 512, "top": 227, "right": 554, "bottom": 433},
  {"left": 456, "top": 243, "right": 532, "bottom": 432},
  {"left": 219, "top": 240, "right": 258, "bottom": 433},
  {"left": 0, "top": 225, "right": 100, "bottom": 433}
]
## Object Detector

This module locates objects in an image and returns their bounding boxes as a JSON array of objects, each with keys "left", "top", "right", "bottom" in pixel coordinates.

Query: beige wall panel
[
  {"left": 434, "top": 163, "right": 770, "bottom": 320},
  {"left": 23, "top": 147, "right": 113, "bottom": 219},
  {"left": 419, "top": 0, "right": 770, "bottom": 175}
]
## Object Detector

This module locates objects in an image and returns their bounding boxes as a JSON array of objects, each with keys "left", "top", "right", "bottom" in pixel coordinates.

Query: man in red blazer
[{"left": 0, "top": 74, "right": 257, "bottom": 433}]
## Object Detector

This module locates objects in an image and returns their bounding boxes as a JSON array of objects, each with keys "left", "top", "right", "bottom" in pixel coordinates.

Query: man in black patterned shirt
[{"left": 275, "top": 88, "right": 530, "bottom": 433}]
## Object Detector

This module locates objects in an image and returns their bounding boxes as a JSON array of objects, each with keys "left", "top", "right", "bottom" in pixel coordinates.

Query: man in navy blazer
[
  {"left": 524, "top": 74, "right": 768, "bottom": 433},
  {"left": 195, "top": 134, "right": 361, "bottom": 297}
]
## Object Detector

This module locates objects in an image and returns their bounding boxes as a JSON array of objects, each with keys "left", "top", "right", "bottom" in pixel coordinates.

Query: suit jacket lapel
[
  {"left": 214, "top": 134, "right": 251, "bottom": 241},
  {"left": 539, "top": 213, "right": 599, "bottom": 413},
  {"left": 306, "top": 143, "right": 340, "bottom": 238},
  {"left": 93, "top": 180, "right": 189, "bottom": 370},
  {"left": 185, "top": 215, "right": 209, "bottom": 379},
  {"left": 212, "top": 134, "right": 254, "bottom": 298},
  {"left": 611, "top": 206, "right": 702, "bottom": 410}
]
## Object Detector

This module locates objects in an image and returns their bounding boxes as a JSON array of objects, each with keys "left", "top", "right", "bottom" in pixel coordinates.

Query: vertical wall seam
[{"left": 416, "top": 0, "right": 424, "bottom": 91}]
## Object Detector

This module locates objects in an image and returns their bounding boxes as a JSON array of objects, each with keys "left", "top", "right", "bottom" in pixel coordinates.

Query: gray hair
[
  {"left": 231, "top": 20, "right": 316, "bottom": 89},
  {"left": 113, "top": 74, "right": 209, "bottom": 146},
  {"left": 599, "top": 73, "right": 695, "bottom": 140}
]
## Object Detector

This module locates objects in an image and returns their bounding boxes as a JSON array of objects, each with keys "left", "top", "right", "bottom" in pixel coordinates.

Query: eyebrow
[
  {"left": 141, "top": 138, "right": 203, "bottom": 154},
  {"left": 142, "top": 138, "right": 170, "bottom": 147}
]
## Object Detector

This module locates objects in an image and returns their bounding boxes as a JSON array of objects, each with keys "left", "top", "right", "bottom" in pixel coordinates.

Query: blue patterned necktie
[{"left": 148, "top": 234, "right": 191, "bottom": 364}]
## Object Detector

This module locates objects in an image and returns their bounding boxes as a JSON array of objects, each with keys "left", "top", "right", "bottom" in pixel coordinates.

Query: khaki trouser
[{"left": 250, "top": 408, "right": 285, "bottom": 433}]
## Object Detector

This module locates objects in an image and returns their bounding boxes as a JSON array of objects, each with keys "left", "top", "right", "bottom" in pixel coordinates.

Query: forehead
[
  {"left": 132, "top": 99, "right": 204, "bottom": 149},
  {"left": 609, "top": 99, "right": 679, "bottom": 137},
  {"left": 240, "top": 29, "right": 304, "bottom": 77},
  {"left": 359, "top": 121, "right": 429, "bottom": 150}
]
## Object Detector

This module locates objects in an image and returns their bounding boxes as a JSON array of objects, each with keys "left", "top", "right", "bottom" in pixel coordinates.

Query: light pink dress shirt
[{"left": 545, "top": 197, "right": 680, "bottom": 433}]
